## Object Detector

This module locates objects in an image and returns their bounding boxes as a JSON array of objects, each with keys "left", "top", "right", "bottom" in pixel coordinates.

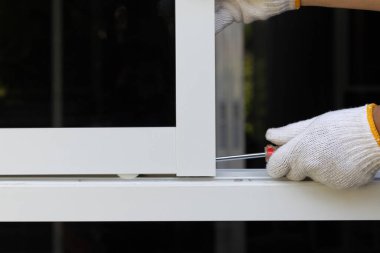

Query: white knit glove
[
  {"left": 215, "top": 0, "right": 298, "bottom": 33},
  {"left": 265, "top": 104, "right": 380, "bottom": 189}
]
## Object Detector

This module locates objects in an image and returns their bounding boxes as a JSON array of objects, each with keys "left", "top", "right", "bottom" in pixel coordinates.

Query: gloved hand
[
  {"left": 265, "top": 104, "right": 380, "bottom": 189},
  {"left": 215, "top": 0, "right": 300, "bottom": 33}
]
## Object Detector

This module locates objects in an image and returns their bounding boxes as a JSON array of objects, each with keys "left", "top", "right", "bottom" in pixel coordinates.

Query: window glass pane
[
  {"left": 0, "top": 0, "right": 175, "bottom": 127},
  {"left": 0, "top": 1, "right": 52, "bottom": 127}
]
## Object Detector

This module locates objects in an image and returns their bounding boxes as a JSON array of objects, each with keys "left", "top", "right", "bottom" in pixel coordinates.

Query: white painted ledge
[{"left": 1, "top": 169, "right": 380, "bottom": 221}]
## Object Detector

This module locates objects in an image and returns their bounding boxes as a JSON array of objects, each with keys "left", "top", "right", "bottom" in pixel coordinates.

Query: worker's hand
[
  {"left": 215, "top": 0, "right": 299, "bottom": 33},
  {"left": 265, "top": 104, "right": 380, "bottom": 189}
]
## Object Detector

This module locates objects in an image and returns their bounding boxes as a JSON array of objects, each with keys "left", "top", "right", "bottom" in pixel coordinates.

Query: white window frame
[
  {"left": 1, "top": 1, "right": 379, "bottom": 222},
  {"left": 0, "top": 0, "right": 215, "bottom": 177},
  {"left": 2, "top": 169, "right": 380, "bottom": 221}
]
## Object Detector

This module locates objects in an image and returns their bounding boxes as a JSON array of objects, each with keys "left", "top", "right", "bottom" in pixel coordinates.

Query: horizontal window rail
[{"left": 0, "top": 169, "right": 380, "bottom": 221}]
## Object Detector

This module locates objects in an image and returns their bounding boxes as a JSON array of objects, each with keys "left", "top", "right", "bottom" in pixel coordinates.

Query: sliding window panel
[
  {"left": 0, "top": 0, "right": 177, "bottom": 175},
  {"left": 0, "top": 0, "right": 215, "bottom": 176}
]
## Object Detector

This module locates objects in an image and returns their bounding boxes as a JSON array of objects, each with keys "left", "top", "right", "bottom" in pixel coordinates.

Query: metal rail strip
[{"left": 0, "top": 169, "right": 379, "bottom": 221}]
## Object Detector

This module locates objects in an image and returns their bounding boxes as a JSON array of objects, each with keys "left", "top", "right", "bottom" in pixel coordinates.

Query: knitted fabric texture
[
  {"left": 215, "top": 0, "right": 296, "bottom": 33},
  {"left": 265, "top": 105, "right": 380, "bottom": 189}
]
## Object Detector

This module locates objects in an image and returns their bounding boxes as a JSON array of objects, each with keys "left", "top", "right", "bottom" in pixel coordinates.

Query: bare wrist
[
  {"left": 299, "top": 0, "right": 380, "bottom": 11},
  {"left": 300, "top": 0, "right": 337, "bottom": 7}
]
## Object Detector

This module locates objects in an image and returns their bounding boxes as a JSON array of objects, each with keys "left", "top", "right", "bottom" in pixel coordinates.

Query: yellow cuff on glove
[
  {"left": 367, "top": 103, "right": 380, "bottom": 146},
  {"left": 295, "top": 0, "right": 301, "bottom": 9}
]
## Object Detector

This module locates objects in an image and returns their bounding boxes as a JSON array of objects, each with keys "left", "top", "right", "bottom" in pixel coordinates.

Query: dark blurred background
[
  {"left": 0, "top": 0, "right": 175, "bottom": 127},
  {"left": 244, "top": 7, "right": 380, "bottom": 169},
  {"left": 3, "top": 222, "right": 380, "bottom": 252},
  {"left": 1, "top": 1, "right": 380, "bottom": 252}
]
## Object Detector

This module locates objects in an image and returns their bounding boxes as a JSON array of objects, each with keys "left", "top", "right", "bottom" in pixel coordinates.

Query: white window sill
[{"left": 1, "top": 169, "right": 380, "bottom": 221}]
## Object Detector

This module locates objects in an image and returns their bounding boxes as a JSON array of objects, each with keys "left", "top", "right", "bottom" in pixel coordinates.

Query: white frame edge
[
  {"left": 0, "top": 128, "right": 176, "bottom": 175},
  {"left": 176, "top": 0, "right": 216, "bottom": 176},
  {"left": 1, "top": 169, "right": 380, "bottom": 221}
]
